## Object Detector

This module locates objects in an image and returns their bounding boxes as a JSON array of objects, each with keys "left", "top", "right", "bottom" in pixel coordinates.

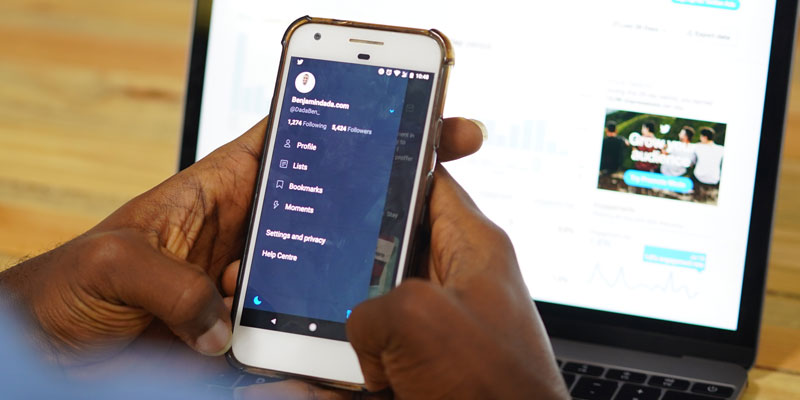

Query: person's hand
[
  {"left": 346, "top": 167, "right": 568, "bottom": 399},
  {"left": 0, "top": 116, "right": 484, "bottom": 375},
  {"left": 235, "top": 127, "right": 569, "bottom": 400},
  {"left": 0, "top": 119, "right": 271, "bottom": 368}
]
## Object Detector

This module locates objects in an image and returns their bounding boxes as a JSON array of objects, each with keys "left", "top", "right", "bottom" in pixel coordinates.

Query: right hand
[
  {"left": 235, "top": 123, "right": 568, "bottom": 400},
  {"left": 344, "top": 167, "right": 569, "bottom": 399}
]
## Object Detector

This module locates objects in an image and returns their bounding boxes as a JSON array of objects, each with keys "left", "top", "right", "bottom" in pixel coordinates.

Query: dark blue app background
[{"left": 241, "top": 57, "right": 434, "bottom": 338}]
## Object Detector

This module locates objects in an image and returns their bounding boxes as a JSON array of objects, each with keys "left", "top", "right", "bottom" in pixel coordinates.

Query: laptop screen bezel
[
  {"left": 178, "top": 0, "right": 799, "bottom": 368},
  {"left": 178, "top": 0, "right": 212, "bottom": 171}
]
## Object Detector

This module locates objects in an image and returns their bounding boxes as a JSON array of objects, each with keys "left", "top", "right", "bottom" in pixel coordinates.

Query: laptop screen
[{"left": 192, "top": 0, "right": 776, "bottom": 332}]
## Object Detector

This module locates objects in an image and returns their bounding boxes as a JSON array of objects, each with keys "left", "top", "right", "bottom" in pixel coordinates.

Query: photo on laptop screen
[{"left": 598, "top": 110, "right": 726, "bottom": 205}]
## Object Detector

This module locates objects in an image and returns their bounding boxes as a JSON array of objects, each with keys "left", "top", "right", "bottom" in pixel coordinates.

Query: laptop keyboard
[
  {"left": 203, "top": 360, "right": 738, "bottom": 399},
  {"left": 559, "top": 360, "right": 736, "bottom": 400}
]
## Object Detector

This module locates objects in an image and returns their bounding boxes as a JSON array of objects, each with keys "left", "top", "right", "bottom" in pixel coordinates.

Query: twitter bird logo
[{"left": 253, "top": 296, "right": 262, "bottom": 306}]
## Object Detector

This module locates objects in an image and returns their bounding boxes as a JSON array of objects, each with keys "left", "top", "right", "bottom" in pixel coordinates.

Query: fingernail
[
  {"left": 469, "top": 119, "right": 488, "bottom": 141},
  {"left": 196, "top": 319, "right": 232, "bottom": 356}
]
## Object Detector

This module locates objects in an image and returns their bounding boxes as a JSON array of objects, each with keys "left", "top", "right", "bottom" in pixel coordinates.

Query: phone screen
[{"left": 240, "top": 57, "right": 436, "bottom": 341}]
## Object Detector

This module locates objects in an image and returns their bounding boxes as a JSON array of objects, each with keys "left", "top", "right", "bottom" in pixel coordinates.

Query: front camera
[{"left": 314, "top": 33, "right": 322, "bottom": 40}]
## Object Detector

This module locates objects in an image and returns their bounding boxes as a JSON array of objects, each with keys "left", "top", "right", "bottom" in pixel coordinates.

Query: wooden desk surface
[{"left": 0, "top": 1, "right": 798, "bottom": 397}]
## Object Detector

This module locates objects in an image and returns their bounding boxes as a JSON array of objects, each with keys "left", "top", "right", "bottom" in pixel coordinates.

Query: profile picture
[{"left": 295, "top": 71, "right": 315, "bottom": 93}]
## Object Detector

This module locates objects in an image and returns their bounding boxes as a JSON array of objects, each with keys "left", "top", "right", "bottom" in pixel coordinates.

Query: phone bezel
[{"left": 228, "top": 17, "right": 452, "bottom": 388}]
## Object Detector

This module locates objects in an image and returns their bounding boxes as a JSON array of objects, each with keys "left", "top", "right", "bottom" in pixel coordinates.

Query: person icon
[
  {"left": 284, "top": 139, "right": 291, "bottom": 149},
  {"left": 294, "top": 71, "right": 315, "bottom": 93}
]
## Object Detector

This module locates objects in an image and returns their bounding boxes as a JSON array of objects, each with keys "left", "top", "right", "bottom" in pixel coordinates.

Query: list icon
[{"left": 279, "top": 159, "right": 289, "bottom": 168}]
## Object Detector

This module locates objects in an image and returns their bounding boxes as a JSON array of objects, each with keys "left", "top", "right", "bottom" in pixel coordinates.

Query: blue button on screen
[
  {"left": 643, "top": 246, "right": 706, "bottom": 272},
  {"left": 623, "top": 170, "right": 694, "bottom": 193},
  {"left": 673, "top": 0, "right": 739, "bottom": 11}
]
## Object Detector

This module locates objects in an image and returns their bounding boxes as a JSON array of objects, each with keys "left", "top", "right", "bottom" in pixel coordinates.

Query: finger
[
  {"left": 346, "top": 293, "right": 395, "bottom": 392},
  {"left": 437, "top": 117, "right": 486, "bottom": 162},
  {"left": 428, "top": 165, "right": 485, "bottom": 229},
  {"left": 206, "top": 116, "right": 269, "bottom": 164},
  {"left": 222, "top": 259, "right": 241, "bottom": 296},
  {"left": 221, "top": 116, "right": 485, "bottom": 163},
  {"left": 92, "top": 231, "right": 232, "bottom": 356},
  {"left": 233, "top": 379, "right": 359, "bottom": 400},
  {"left": 348, "top": 280, "right": 460, "bottom": 395},
  {"left": 426, "top": 166, "right": 514, "bottom": 285},
  {"left": 224, "top": 296, "right": 234, "bottom": 311},
  {"left": 346, "top": 279, "right": 442, "bottom": 393},
  {"left": 178, "top": 118, "right": 270, "bottom": 275}
]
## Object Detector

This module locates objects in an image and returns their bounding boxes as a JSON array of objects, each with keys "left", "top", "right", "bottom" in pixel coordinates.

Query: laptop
[{"left": 180, "top": 1, "right": 799, "bottom": 399}]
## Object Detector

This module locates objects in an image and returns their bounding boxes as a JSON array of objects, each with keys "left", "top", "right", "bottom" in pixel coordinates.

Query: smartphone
[{"left": 228, "top": 17, "right": 453, "bottom": 389}]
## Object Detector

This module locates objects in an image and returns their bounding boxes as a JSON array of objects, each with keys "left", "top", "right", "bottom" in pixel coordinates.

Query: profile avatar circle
[{"left": 295, "top": 71, "right": 316, "bottom": 93}]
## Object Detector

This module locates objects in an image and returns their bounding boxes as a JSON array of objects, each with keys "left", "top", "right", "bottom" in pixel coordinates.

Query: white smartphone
[{"left": 228, "top": 17, "right": 453, "bottom": 389}]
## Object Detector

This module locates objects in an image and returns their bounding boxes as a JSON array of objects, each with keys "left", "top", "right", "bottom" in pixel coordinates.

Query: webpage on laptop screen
[{"left": 196, "top": 0, "right": 776, "bottom": 331}]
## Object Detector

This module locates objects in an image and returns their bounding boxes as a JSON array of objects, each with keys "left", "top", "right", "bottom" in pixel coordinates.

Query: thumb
[
  {"left": 346, "top": 280, "right": 458, "bottom": 397},
  {"left": 95, "top": 230, "right": 232, "bottom": 356},
  {"left": 345, "top": 293, "right": 394, "bottom": 392}
]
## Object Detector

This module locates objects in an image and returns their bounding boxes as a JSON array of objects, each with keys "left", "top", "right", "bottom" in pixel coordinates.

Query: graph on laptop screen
[{"left": 195, "top": 0, "right": 776, "bottom": 331}]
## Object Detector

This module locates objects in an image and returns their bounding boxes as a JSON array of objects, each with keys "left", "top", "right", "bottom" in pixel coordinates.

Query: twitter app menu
[{"left": 241, "top": 57, "right": 434, "bottom": 341}]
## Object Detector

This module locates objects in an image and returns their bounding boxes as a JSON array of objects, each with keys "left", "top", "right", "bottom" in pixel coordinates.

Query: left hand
[{"left": 0, "top": 118, "right": 268, "bottom": 368}]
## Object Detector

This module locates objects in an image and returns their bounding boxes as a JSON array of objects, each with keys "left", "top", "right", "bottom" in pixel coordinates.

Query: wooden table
[{"left": 0, "top": 1, "right": 798, "bottom": 397}]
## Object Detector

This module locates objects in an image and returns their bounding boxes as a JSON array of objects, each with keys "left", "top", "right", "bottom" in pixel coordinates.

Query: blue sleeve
[{"left": 0, "top": 310, "right": 214, "bottom": 400}]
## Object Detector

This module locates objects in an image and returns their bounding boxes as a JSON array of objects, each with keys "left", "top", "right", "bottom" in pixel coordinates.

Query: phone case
[{"left": 227, "top": 15, "right": 454, "bottom": 391}]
